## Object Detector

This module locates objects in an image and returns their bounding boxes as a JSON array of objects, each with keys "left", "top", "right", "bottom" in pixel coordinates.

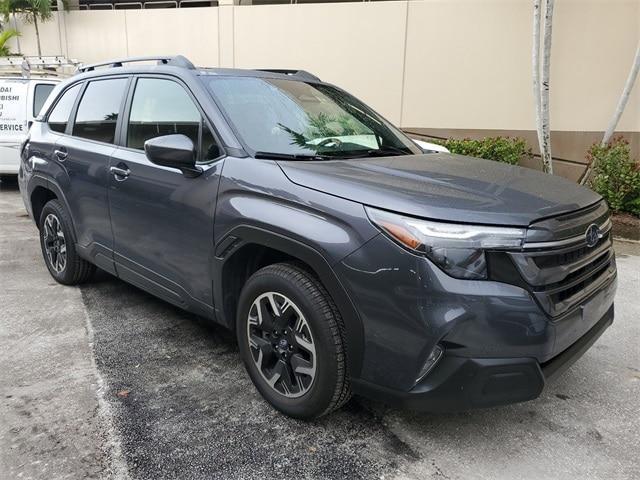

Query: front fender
[
  {"left": 213, "top": 157, "right": 379, "bottom": 379},
  {"left": 213, "top": 225, "right": 367, "bottom": 379}
]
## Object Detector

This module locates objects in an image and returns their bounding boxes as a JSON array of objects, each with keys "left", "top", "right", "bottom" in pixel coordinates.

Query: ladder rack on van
[{"left": 0, "top": 56, "right": 80, "bottom": 78}]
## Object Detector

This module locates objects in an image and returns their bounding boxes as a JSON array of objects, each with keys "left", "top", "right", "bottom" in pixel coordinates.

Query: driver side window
[{"left": 127, "top": 78, "right": 220, "bottom": 162}]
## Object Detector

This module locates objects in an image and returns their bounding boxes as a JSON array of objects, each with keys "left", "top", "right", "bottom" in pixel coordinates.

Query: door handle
[
  {"left": 54, "top": 148, "right": 68, "bottom": 161},
  {"left": 110, "top": 166, "right": 131, "bottom": 180}
]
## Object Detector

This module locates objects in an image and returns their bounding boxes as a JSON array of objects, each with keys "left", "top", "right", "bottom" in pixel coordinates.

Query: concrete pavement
[{"left": 1, "top": 183, "right": 638, "bottom": 480}]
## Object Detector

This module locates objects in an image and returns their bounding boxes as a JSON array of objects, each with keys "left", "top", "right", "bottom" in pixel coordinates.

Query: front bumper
[
  {"left": 351, "top": 305, "right": 613, "bottom": 411},
  {"left": 337, "top": 232, "right": 617, "bottom": 409}
]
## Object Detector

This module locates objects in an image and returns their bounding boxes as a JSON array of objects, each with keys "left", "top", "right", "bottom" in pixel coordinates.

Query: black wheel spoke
[
  {"left": 257, "top": 299, "right": 276, "bottom": 332},
  {"left": 290, "top": 353, "right": 314, "bottom": 377},
  {"left": 274, "top": 306, "right": 296, "bottom": 332},
  {"left": 291, "top": 332, "right": 315, "bottom": 355},
  {"left": 272, "top": 359, "right": 295, "bottom": 394},
  {"left": 249, "top": 333, "right": 275, "bottom": 369}
]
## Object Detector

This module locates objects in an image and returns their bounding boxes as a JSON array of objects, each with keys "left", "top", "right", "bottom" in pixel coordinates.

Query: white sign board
[{"left": 0, "top": 80, "right": 28, "bottom": 140}]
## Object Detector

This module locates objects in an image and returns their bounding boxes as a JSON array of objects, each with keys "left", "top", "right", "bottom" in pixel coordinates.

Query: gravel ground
[{"left": 1, "top": 182, "right": 638, "bottom": 480}]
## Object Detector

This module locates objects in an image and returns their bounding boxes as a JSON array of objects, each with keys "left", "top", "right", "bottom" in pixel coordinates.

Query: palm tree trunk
[
  {"left": 540, "top": 0, "right": 554, "bottom": 174},
  {"left": 33, "top": 13, "right": 41, "bottom": 57},
  {"left": 12, "top": 13, "right": 21, "bottom": 54},
  {"left": 602, "top": 42, "right": 640, "bottom": 146}
]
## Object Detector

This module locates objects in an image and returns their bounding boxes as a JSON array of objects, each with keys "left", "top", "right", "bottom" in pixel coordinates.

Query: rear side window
[
  {"left": 47, "top": 84, "right": 81, "bottom": 134},
  {"left": 73, "top": 78, "right": 128, "bottom": 144},
  {"left": 33, "top": 84, "right": 55, "bottom": 117},
  {"left": 127, "top": 78, "right": 200, "bottom": 150}
]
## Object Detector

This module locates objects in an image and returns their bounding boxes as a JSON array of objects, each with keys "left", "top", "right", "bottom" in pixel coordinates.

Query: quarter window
[
  {"left": 73, "top": 78, "right": 128, "bottom": 144},
  {"left": 33, "top": 84, "right": 55, "bottom": 117},
  {"left": 47, "top": 84, "right": 81, "bottom": 134},
  {"left": 201, "top": 123, "right": 220, "bottom": 161},
  {"left": 127, "top": 78, "right": 219, "bottom": 161}
]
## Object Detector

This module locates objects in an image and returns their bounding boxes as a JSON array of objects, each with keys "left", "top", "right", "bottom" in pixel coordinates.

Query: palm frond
[{"left": 0, "top": 27, "right": 19, "bottom": 55}]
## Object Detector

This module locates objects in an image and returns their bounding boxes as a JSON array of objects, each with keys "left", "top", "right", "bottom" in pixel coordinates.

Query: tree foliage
[
  {"left": 588, "top": 137, "right": 640, "bottom": 216},
  {"left": 0, "top": 27, "right": 19, "bottom": 56},
  {"left": 434, "top": 137, "right": 531, "bottom": 165}
]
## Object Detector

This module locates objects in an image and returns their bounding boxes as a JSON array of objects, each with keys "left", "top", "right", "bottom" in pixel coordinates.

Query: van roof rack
[
  {"left": 0, "top": 56, "right": 80, "bottom": 78},
  {"left": 77, "top": 55, "right": 196, "bottom": 73},
  {"left": 255, "top": 69, "right": 321, "bottom": 82}
]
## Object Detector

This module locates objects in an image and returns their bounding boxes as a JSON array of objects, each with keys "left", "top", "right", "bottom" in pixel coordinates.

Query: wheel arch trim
[
  {"left": 213, "top": 224, "right": 365, "bottom": 378},
  {"left": 28, "top": 174, "right": 78, "bottom": 244}
]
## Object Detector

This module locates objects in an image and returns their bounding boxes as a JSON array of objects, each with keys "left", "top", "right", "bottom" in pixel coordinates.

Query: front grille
[
  {"left": 503, "top": 203, "right": 616, "bottom": 318},
  {"left": 533, "top": 231, "right": 610, "bottom": 269}
]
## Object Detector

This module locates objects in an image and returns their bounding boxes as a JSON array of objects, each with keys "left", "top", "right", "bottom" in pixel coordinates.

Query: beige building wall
[
  {"left": 402, "top": 0, "right": 639, "bottom": 133},
  {"left": 12, "top": 1, "right": 640, "bottom": 179},
  {"left": 233, "top": 3, "right": 408, "bottom": 125},
  {"left": 124, "top": 9, "right": 220, "bottom": 67}
]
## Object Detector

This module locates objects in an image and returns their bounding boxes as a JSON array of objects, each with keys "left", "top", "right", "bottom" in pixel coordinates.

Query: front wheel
[{"left": 236, "top": 263, "right": 351, "bottom": 419}]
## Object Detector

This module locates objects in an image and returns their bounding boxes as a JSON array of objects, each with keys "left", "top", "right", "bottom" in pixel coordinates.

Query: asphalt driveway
[{"left": 1, "top": 182, "right": 639, "bottom": 480}]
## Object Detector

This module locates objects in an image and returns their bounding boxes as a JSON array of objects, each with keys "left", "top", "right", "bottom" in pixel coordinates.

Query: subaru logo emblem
[{"left": 585, "top": 224, "right": 601, "bottom": 248}]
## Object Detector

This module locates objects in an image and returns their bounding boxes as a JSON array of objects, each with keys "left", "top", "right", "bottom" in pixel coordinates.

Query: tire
[
  {"left": 236, "top": 263, "right": 351, "bottom": 419},
  {"left": 39, "top": 200, "right": 95, "bottom": 285}
]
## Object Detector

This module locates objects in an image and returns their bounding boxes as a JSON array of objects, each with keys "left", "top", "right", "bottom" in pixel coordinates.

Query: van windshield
[{"left": 206, "top": 76, "right": 420, "bottom": 159}]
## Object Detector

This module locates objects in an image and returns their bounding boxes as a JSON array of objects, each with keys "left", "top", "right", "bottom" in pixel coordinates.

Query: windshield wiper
[
  {"left": 254, "top": 151, "right": 330, "bottom": 161},
  {"left": 326, "top": 147, "right": 412, "bottom": 159},
  {"left": 369, "top": 145, "right": 413, "bottom": 156}
]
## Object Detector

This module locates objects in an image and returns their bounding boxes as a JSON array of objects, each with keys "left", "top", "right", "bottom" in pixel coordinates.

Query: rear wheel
[
  {"left": 39, "top": 200, "right": 95, "bottom": 285},
  {"left": 236, "top": 263, "right": 351, "bottom": 419}
]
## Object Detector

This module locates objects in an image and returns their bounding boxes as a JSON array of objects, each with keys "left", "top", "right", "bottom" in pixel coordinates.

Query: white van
[{"left": 0, "top": 57, "right": 78, "bottom": 180}]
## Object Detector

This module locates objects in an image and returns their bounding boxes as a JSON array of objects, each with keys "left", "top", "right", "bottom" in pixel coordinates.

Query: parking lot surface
[{"left": 1, "top": 182, "right": 639, "bottom": 480}]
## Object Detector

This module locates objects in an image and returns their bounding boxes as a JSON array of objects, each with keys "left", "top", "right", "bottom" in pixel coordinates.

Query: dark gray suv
[{"left": 19, "top": 55, "right": 617, "bottom": 419}]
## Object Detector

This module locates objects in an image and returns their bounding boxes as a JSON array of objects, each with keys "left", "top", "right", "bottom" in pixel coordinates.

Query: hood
[{"left": 277, "top": 153, "right": 601, "bottom": 226}]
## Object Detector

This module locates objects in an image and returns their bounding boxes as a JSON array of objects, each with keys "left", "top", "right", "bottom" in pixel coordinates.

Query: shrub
[
  {"left": 434, "top": 136, "right": 530, "bottom": 165},
  {"left": 588, "top": 137, "right": 640, "bottom": 216}
]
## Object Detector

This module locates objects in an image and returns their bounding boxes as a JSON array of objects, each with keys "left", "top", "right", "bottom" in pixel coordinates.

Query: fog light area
[{"left": 415, "top": 345, "right": 444, "bottom": 385}]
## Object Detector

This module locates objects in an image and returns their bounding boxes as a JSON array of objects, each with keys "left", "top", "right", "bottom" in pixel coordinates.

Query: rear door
[
  {"left": 54, "top": 76, "right": 130, "bottom": 274},
  {"left": 108, "top": 75, "right": 224, "bottom": 314}
]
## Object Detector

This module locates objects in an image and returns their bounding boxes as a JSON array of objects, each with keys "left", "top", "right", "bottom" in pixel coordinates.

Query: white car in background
[
  {"left": 412, "top": 138, "right": 449, "bottom": 153},
  {"left": 0, "top": 57, "right": 77, "bottom": 181},
  {"left": 306, "top": 136, "right": 449, "bottom": 154}
]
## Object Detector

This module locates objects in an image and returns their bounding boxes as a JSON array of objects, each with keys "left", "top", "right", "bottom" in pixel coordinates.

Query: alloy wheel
[
  {"left": 246, "top": 292, "right": 316, "bottom": 398},
  {"left": 43, "top": 213, "right": 67, "bottom": 273}
]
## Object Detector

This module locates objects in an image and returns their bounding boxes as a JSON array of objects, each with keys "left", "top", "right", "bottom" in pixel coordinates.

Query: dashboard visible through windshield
[{"left": 205, "top": 76, "right": 420, "bottom": 159}]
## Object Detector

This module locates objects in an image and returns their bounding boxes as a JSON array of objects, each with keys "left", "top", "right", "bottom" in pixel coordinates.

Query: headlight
[{"left": 365, "top": 207, "right": 525, "bottom": 280}]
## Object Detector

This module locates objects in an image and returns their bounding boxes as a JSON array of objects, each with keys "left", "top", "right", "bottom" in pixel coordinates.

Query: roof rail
[
  {"left": 0, "top": 56, "right": 80, "bottom": 78},
  {"left": 77, "top": 55, "right": 196, "bottom": 73},
  {"left": 256, "top": 69, "right": 321, "bottom": 82}
]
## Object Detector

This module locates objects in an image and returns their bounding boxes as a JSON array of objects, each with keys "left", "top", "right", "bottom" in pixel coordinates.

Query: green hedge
[
  {"left": 434, "top": 136, "right": 530, "bottom": 165},
  {"left": 588, "top": 137, "right": 640, "bottom": 217}
]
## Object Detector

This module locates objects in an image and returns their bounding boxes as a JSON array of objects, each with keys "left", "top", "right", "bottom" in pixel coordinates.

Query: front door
[{"left": 108, "top": 76, "right": 224, "bottom": 314}]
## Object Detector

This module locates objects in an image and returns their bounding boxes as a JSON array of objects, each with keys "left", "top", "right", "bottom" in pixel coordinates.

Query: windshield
[{"left": 206, "top": 76, "right": 420, "bottom": 159}]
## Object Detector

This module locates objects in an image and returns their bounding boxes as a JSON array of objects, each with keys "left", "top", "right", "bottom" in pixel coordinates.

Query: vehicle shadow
[
  {"left": 82, "top": 267, "right": 625, "bottom": 480},
  {"left": 82, "top": 270, "right": 419, "bottom": 478}
]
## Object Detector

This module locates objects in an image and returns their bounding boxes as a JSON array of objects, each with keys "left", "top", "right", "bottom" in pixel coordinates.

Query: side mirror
[{"left": 144, "top": 134, "right": 202, "bottom": 177}]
